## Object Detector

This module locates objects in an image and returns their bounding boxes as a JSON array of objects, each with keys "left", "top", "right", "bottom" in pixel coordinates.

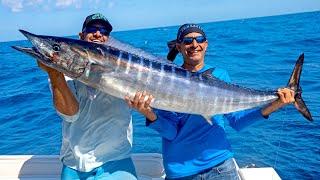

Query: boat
[{"left": 0, "top": 153, "right": 281, "bottom": 180}]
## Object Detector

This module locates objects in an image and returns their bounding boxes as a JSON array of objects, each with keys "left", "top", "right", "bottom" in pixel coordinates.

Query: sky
[{"left": 0, "top": 0, "right": 319, "bottom": 42}]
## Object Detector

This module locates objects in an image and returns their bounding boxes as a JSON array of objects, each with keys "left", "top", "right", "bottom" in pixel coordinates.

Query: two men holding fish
[{"left": 14, "top": 13, "right": 312, "bottom": 180}]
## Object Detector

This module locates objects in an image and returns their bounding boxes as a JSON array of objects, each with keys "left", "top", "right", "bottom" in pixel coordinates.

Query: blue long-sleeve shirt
[{"left": 147, "top": 65, "right": 267, "bottom": 178}]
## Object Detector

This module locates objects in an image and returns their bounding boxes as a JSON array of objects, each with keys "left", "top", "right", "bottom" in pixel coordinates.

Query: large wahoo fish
[{"left": 13, "top": 30, "right": 313, "bottom": 123}]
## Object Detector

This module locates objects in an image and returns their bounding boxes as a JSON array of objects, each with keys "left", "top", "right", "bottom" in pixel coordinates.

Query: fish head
[
  {"left": 18, "top": 29, "right": 93, "bottom": 78},
  {"left": 11, "top": 46, "right": 48, "bottom": 61}
]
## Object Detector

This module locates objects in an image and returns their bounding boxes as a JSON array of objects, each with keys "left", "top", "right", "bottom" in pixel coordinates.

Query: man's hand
[
  {"left": 125, "top": 91, "right": 157, "bottom": 121},
  {"left": 277, "top": 88, "right": 295, "bottom": 105},
  {"left": 261, "top": 88, "right": 295, "bottom": 117}
]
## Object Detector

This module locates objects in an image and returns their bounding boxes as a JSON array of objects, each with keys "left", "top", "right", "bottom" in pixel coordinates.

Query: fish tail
[{"left": 287, "top": 53, "right": 313, "bottom": 121}]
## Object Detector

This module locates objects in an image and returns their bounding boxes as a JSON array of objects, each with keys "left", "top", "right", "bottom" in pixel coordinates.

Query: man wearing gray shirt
[{"left": 38, "top": 13, "right": 137, "bottom": 180}]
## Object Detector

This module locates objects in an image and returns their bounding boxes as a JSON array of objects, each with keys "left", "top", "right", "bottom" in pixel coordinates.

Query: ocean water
[{"left": 0, "top": 11, "right": 319, "bottom": 179}]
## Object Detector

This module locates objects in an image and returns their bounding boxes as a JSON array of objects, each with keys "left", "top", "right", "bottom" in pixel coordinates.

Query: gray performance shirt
[{"left": 56, "top": 77, "right": 133, "bottom": 172}]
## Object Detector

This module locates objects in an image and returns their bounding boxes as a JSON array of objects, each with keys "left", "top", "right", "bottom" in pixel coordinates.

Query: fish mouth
[
  {"left": 18, "top": 29, "right": 51, "bottom": 58},
  {"left": 15, "top": 30, "right": 87, "bottom": 78},
  {"left": 12, "top": 45, "right": 85, "bottom": 78},
  {"left": 11, "top": 46, "right": 51, "bottom": 63},
  {"left": 19, "top": 30, "right": 39, "bottom": 44},
  {"left": 15, "top": 30, "right": 52, "bottom": 62},
  {"left": 12, "top": 46, "right": 37, "bottom": 56}
]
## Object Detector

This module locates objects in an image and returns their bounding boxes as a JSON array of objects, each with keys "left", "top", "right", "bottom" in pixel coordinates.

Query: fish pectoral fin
[
  {"left": 201, "top": 68, "right": 215, "bottom": 79},
  {"left": 202, "top": 115, "right": 213, "bottom": 125}
]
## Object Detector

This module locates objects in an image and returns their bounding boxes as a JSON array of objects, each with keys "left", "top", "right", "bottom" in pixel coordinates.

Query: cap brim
[{"left": 85, "top": 19, "right": 113, "bottom": 32}]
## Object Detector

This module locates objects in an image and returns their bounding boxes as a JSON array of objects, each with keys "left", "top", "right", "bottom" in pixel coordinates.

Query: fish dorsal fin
[
  {"left": 200, "top": 68, "right": 215, "bottom": 79},
  {"left": 202, "top": 115, "right": 213, "bottom": 125}
]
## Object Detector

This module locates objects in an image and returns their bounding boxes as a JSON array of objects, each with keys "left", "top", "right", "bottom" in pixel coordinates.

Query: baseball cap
[
  {"left": 82, "top": 13, "right": 113, "bottom": 34},
  {"left": 176, "top": 23, "right": 206, "bottom": 43}
]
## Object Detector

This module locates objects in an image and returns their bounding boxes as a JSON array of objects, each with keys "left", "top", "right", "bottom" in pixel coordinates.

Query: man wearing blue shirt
[{"left": 126, "top": 23, "right": 295, "bottom": 179}]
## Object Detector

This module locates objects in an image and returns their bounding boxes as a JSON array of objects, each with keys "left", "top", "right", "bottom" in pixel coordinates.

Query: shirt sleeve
[
  {"left": 146, "top": 109, "right": 180, "bottom": 141},
  {"left": 224, "top": 108, "right": 267, "bottom": 131}
]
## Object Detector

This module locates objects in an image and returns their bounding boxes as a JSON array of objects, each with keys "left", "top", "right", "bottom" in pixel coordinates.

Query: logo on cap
[{"left": 90, "top": 13, "right": 107, "bottom": 21}]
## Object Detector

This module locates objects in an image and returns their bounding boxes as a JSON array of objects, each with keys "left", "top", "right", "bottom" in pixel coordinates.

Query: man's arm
[
  {"left": 261, "top": 88, "right": 295, "bottom": 117},
  {"left": 38, "top": 62, "right": 79, "bottom": 116},
  {"left": 225, "top": 88, "right": 295, "bottom": 131}
]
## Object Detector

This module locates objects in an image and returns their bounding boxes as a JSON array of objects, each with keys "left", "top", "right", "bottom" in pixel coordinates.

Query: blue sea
[{"left": 0, "top": 11, "right": 319, "bottom": 179}]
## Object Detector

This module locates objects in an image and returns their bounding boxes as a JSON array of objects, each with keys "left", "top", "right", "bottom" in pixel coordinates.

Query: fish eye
[{"left": 52, "top": 44, "right": 61, "bottom": 52}]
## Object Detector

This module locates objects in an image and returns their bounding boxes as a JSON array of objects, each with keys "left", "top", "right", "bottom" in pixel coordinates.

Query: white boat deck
[{"left": 0, "top": 153, "right": 281, "bottom": 180}]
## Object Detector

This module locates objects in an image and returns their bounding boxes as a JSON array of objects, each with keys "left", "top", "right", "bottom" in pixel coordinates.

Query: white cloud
[
  {"left": 87, "top": 0, "right": 115, "bottom": 9},
  {"left": 55, "top": 0, "right": 81, "bottom": 8},
  {"left": 1, "top": 0, "right": 45, "bottom": 12},
  {"left": 25, "top": 0, "right": 43, "bottom": 6},
  {"left": 1, "top": 0, "right": 114, "bottom": 12},
  {"left": 1, "top": 0, "right": 24, "bottom": 12}
]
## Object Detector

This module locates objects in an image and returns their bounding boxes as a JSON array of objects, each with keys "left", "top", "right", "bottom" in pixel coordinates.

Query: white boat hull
[{"left": 0, "top": 153, "right": 281, "bottom": 180}]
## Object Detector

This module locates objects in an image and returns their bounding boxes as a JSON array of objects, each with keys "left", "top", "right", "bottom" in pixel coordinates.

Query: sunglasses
[
  {"left": 84, "top": 26, "right": 110, "bottom": 36},
  {"left": 182, "top": 36, "right": 206, "bottom": 45}
]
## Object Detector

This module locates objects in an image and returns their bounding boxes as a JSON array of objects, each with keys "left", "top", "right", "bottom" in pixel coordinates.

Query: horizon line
[{"left": 2, "top": 10, "right": 318, "bottom": 43}]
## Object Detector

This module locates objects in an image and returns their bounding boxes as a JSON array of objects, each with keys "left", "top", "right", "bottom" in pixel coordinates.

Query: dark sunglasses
[
  {"left": 182, "top": 36, "right": 206, "bottom": 45},
  {"left": 84, "top": 26, "right": 110, "bottom": 36}
]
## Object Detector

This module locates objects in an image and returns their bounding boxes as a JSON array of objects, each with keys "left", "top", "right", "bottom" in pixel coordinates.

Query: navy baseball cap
[
  {"left": 176, "top": 23, "right": 206, "bottom": 43},
  {"left": 82, "top": 13, "right": 113, "bottom": 34}
]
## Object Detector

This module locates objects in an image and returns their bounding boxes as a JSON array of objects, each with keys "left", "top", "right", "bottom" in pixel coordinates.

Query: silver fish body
[{"left": 13, "top": 30, "right": 312, "bottom": 121}]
